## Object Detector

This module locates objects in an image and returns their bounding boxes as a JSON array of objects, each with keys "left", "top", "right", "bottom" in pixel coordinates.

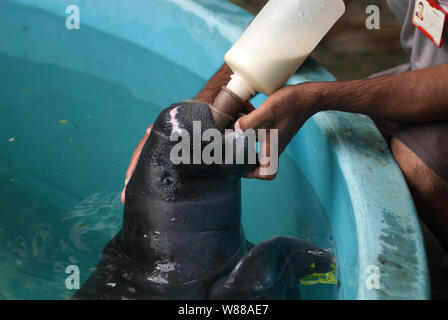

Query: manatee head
[{"left": 124, "top": 101, "right": 256, "bottom": 204}]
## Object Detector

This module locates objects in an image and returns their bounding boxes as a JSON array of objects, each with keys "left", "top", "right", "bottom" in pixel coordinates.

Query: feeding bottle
[{"left": 209, "top": 0, "right": 346, "bottom": 130}]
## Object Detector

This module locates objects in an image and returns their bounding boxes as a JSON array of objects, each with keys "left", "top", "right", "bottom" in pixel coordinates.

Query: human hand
[
  {"left": 121, "top": 124, "right": 153, "bottom": 204},
  {"left": 235, "top": 83, "right": 320, "bottom": 180}
]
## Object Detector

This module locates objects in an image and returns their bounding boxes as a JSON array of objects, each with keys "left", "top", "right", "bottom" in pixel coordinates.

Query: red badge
[{"left": 412, "top": 0, "right": 447, "bottom": 47}]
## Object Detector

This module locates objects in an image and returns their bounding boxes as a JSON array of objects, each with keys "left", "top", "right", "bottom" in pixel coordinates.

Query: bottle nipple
[{"left": 209, "top": 86, "right": 247, "bottom": 131}]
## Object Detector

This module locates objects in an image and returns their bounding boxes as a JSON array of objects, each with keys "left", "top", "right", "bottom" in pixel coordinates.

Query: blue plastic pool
[{"left": 0, "top": 0, "right": 429, "bottom": 299}]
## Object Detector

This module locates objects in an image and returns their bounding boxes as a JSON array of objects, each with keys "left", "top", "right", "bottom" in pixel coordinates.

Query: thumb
[{"left": 236, "top": 106, "right": 270, "bottom": 132}]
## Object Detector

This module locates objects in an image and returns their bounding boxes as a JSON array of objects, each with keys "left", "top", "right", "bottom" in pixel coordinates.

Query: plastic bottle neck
[
  {"left": 226, "top": 73, "right": 255, "bottom": 102},
  {"left": 208, "top": 73, "right": 255, "bottom": 130}
]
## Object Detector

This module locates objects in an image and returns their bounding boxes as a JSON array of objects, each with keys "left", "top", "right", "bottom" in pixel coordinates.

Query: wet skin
[{"left": 73, "top": 101, "right": 334, "bottom": 300}]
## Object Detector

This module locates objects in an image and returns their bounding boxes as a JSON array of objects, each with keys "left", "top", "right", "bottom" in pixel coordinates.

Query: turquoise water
[
  {"left": 0, "top": 2, "right": 339, "bottom": 299},
  {"left": 0, "top": 51, "right": 161, "bottom": 299},
  {"left": 0, "top": 51, "right": 338, "bottom": 299}
]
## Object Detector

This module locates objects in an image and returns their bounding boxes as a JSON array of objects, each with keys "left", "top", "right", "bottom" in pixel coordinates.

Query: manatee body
[{"left": 73, "top": 101, "right": 334, "bottom": 300}]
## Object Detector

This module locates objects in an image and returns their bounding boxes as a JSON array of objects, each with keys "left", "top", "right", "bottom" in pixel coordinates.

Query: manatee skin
[
  {"left": 74, "top": 102, "right": 253, "bottom": 299},
  {"left": 73, "top": 101, "right": 335, "bottom": 300},
  {"left": 208, "top": 236, "right": 336, "bottom": 300}
]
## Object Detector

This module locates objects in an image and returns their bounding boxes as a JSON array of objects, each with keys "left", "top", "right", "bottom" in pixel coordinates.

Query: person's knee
[
  {"left": 390, "top": 137, "right": 448, "bottom": 250},
  {"left": 390, "top": 138, "right": 447, "bottom": 204}
]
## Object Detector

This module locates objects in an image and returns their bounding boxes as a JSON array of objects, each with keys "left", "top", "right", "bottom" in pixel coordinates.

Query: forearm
[
  {"left": 194, "top": 63, "right": 233, "bottom": 104},
  {"left": 311, "top": 64, "right": 448, "bottom": 122}
]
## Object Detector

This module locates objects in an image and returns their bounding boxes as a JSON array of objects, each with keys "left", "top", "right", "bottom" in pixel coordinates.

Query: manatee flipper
[{"left": 208, "top": 236, "right": 335, "bottom": 300}]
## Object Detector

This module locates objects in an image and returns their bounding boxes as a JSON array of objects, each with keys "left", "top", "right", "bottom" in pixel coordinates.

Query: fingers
[
  {"left": 121, "top": 124, "right": 153, "bottom": 204},
  {"left": 240, "top": 125, "right": 279, "bottom": 181},
  {"left": 120, "top": 186, "right": 127, "bottom": 205},
  {"left": 244, "top": 166, "right": 278, "bottom": 181},
  {"left": 236, "top": 100, "right": 280, "bottom": 181},
  {"left": 242, "top": 100, "right": 255, "bottom": 114},
  {"left": 236, "top": 108, "right": 270, "bottom": 133}
]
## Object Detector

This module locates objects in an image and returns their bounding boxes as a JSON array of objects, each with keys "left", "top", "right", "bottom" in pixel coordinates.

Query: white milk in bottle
[{"left": 209, "top": 0, "right": 346, "bottom": 130}]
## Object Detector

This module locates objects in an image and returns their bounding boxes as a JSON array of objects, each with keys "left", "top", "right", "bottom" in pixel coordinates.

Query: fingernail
[{"left": 234, "top": 121, "right": 243, "bottom": 134}]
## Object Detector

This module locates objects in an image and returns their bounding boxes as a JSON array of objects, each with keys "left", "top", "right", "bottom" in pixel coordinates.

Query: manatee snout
[{"left": 145, "top": 101, "right": 256, "bottom": 175}]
